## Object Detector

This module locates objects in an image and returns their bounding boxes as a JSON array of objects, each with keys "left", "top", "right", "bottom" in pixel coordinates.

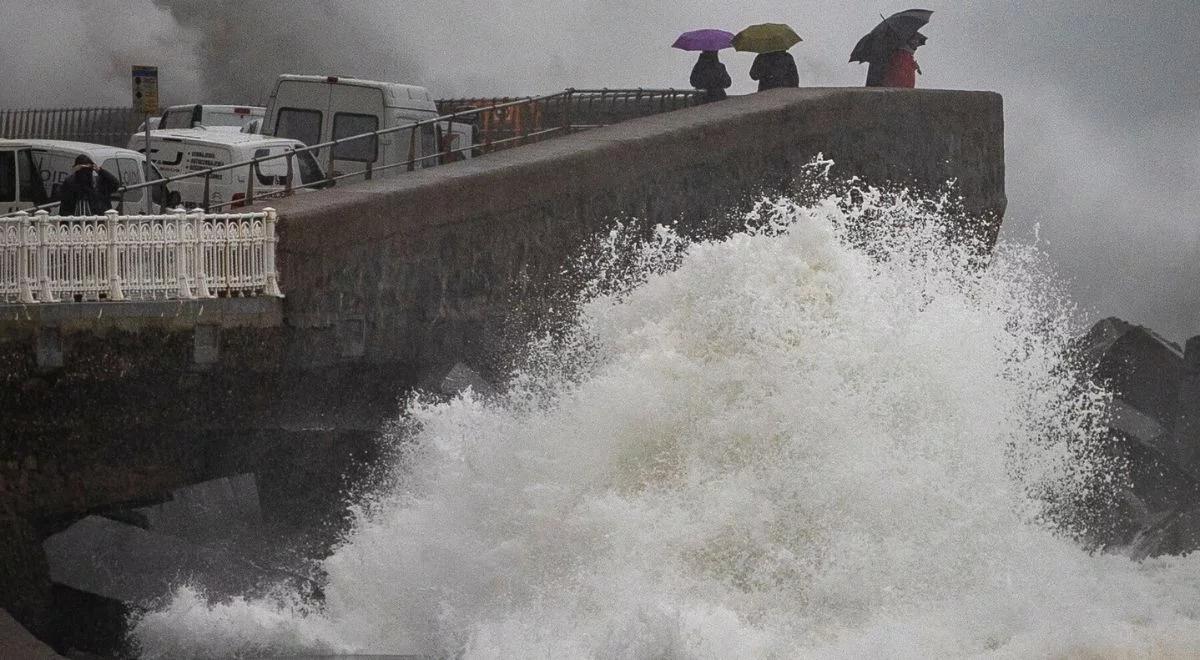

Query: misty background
[{"left": 2, "top": 1, "right": 1197, "bottom": 340}]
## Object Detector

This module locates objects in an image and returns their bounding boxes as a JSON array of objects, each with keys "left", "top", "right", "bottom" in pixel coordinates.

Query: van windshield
[{"left": 161, "top": 108, "right": 195, "bottom": 129}]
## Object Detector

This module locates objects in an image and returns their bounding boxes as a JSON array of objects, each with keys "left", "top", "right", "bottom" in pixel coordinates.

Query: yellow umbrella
[{"left": 733, "top": 23, "right": 802, "bottom": 53}]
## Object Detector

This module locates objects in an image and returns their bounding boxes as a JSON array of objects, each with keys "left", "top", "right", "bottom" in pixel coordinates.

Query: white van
[
  {"left": 1, "top": 139, "right": 173, "bottom": 214},
  {"left": 261, "top": 75, "right": 444, "bottom": 182},
  {"left": 0, "top": 142, "right": 49, "bottom": 215},
  {"left": 156, "top": 105, "right": 265, "bottom": 132},
  {"left": 128, "top": 129, "right": 325, "bottom": 210}
]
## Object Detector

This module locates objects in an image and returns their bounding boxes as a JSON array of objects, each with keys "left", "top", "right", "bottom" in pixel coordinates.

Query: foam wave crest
[{"left": 131, "top": 190, "right": 1200, "bottom": 658}]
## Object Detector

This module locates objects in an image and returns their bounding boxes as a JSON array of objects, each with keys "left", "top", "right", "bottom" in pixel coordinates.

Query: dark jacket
[
  {"left": 690, "top": 51, "right": 732, "bottom": 102},
  {"left": 865, "top": 60, "right": 887, "bottom": 87},
  {"left": 57, "top": 166, "right": 121, "bottom": 216},
  {"left": 749, "top": 51, "right": 799, "bottom": 91}
]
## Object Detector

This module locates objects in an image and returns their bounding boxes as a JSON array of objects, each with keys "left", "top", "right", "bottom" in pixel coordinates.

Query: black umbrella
[{"left": 849, "top": 9, "right": 932, "bottom": 63}]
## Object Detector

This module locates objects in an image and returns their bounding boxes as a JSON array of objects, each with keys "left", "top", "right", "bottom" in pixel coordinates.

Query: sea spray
[{"left": 131, "top": 186, "right": 1200, "bottom": 658}]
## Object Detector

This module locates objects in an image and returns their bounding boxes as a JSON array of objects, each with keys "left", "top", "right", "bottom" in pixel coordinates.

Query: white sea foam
[{"left": 131, "top": 188, "right": 1200, "bottom": 659}]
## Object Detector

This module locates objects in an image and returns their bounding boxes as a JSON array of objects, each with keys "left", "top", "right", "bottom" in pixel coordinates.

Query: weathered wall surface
[{"left": 274, "top": 87, "right": 1005, "bottom": 372}]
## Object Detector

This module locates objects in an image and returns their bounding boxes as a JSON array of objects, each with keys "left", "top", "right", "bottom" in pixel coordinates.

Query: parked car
[
  {"left": 1, "top": 139, "right": 173, "bottom": 214},
  {"left": 128, "top": 128, "right": 325, "bottom": 210}
]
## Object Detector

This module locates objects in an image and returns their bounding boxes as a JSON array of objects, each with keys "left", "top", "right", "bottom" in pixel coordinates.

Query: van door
[
  {"left": 269, "top": 79, "right": 331, "bottom": 143},
  {"left": 0, "top": 149, "right": 18, "bottom": 214},
  {"left": 0, "top": 148, "right": 49, "bottom": 214},
  {"left": 327, "top": 83, "right": 386, "bottom": 179},
  {"left": 30, "top": 148, "right": 74, "bottom": 201}
]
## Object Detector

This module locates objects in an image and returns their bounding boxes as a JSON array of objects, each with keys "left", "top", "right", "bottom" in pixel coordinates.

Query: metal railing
[
  {"left": 4, "top": 88, "right": 703, "bottom": 217},
  {"left": 0, "top": 208, "right": 281, "bottom": 304},
  {"left": 0, "top": 107, "right": 142, "bottom": 147}
]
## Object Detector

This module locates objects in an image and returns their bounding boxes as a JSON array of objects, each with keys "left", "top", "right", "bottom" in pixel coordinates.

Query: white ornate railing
[{"left": 0, "top": 208, "right": 281, "bottom": 304}]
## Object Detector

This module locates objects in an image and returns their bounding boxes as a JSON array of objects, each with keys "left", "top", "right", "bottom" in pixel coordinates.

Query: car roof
[
  {"left": 132, "top": 128, "right": 304, "bottom": 148},
  {"left": 2, "top": 139, "right": 146, "bottom": 160}
]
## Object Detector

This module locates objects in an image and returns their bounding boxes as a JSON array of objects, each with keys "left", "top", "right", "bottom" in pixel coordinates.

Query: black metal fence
[{"left": 0, "top": 107, "right": 142, "bottom": 147}]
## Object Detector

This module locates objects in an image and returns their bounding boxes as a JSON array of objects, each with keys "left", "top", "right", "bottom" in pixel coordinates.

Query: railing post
[
  {"left": 284, "top": 151, "right": 294, "bottom": 194},
  {"left": 15, "top": 212, "right": 35, "bottom": 304},
  {"left": 34, "top": 210, "right": 56, "bottom": 303},
  {"left": 246, "top": 158, "right": 256, "bottom": 206},
  {"left": 407, "top": 128, "right": 417, "bottom": 172},
  {"left": 202, "top": 172, "right": 211, "bottom": 211},
  {"left": 104, "top": 210, "right": 124, "bottom": 301},
  {"left": 562, "top": 89, "right": 574, "bottom": 134},
  {"left": 262, "top": 207, "right": 282, "bottom": 297},
  {"left": 189, "top": 208, "right": 211, "bottom": 298},
  {"left": 173, "top": 208, "right": 194, "bottom": 299},
  {"left": 327, "top": 145, "right": 336, "bottom": 182}
]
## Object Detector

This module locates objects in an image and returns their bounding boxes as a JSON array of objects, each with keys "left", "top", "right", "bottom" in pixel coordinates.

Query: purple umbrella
[{"left": 672, "top": 29, "right": 735, "bottom": 52}]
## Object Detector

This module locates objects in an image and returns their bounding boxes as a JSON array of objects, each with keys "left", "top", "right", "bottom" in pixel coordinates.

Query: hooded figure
[
  {"left": 749, "top": 51, "right": 799, "bottom": 91},
  {"left": 57, "top": 154, "right": 121, "bottom": 216},
  {"left": 690, "top": 50, "right": 732, "bottom": 102}
]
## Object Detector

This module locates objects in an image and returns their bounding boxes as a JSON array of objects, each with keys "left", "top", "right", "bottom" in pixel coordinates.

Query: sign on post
[
  {"left": 132, "top": 66, "right": 159, "bottom": 213},
  {"left": 131, "top": 65, "right": 159, "bottom": 115}
]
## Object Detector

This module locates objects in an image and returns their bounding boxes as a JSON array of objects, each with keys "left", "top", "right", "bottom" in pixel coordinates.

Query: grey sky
[{"left": 2, "top": 1, "right": 1197, "bottom": 339}]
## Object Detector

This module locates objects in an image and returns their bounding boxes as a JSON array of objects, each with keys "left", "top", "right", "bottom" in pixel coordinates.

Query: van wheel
[{"left": 167, "top": 191, "right": 182, "bottom": 209}]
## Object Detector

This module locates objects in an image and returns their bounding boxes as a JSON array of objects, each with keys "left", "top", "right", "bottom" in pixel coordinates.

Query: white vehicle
[
  {"left": 155, "top": 104, "right": 265, "bottom": 132},
  {"left": 0, "top": 139, "right": 172, "bottom": 214},
  {"left": 128, "top": 129, "right": 325, "bottom": 210},
  {"left": 261, "top": 74, "right": 444, "bottom": 181},
  {"left": 0, "top": 142, "right": 49, "bottom": 215}
]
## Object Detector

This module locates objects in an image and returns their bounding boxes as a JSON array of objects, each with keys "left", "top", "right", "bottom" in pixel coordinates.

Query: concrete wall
[{"left": 274, "top": 87, "right": 1005, "bottom": 372}]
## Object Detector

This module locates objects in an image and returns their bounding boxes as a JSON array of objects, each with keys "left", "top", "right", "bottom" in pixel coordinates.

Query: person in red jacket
[{"left": 881, "top": 32, "right": 926, "bottom": 88}]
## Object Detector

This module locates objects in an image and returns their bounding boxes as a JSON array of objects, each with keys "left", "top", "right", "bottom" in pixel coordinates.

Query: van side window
[
  {"left": 275, "top": 108, "right": 322, "bottom": 147},
  {"left": 0, "top": 151, "right": 15, "bottom": 202},
  {"left": 296, "top": 151, "right": 324, "bottom": 185},
  {"left": 18, "top": 151, "right": 47, "bottom": 205},
  {"left": 332, "top": 113, "right": 379, "bottom": 163},
  {"left": 253, "top": 148, "right": 289, "bottom": 186}
]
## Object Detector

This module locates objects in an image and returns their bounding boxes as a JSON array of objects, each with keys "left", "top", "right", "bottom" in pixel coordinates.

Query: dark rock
[
  {"left": 134, "top": 473, "right": 262, "bottom": 544},
  {"left": 1080, "top": 317, "right": 1200, "bottom": 556},
  {"left": 0, "top": 608, "right": 62, "bottom": 659},
  {"left": 42, "top": 516, "right": 286, "bottom": 606}
]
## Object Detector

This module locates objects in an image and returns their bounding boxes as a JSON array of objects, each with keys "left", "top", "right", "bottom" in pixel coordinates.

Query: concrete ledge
[{"left": 0, "top": 298, "right": 282, "bottom": 338}]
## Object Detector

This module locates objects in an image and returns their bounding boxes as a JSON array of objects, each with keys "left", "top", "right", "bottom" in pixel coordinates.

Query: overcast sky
[{"left": 2, "top": 1, "right": 1197, "bottom": 340}]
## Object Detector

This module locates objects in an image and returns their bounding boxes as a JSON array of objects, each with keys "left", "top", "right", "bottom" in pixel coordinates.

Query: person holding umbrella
[
  {"left": 672, "top": 29, "right": 735, "bottom": 102},
  {"left": 881, "top": 32, "right": 927, "bottom": 88},
  {"left": 734, "top": 23, "right": 802, "bottom": 91},
  {"left": 851, "top": 9, "right": 931, "bottom": 88}
]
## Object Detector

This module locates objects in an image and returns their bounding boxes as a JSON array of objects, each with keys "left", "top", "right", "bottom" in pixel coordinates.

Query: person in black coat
[
  {"left": 57, "top": 154, "right": 121, "bottom": 216},
  {"left": 749, "top": 51, "right": 799, "bottom": 91},
  {"left": 690, "top": 50, "right": 732, "bottom": 102}
]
